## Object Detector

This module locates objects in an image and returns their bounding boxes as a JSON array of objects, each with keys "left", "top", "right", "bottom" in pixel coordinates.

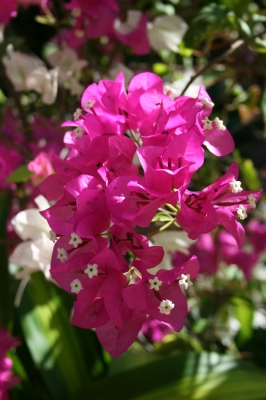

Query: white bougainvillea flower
[
  {"left": 3, "top": 44, "right": 58, "bottom": 104},
  {"left": 147, "top": 15, "right": 188, "bottom": 53},
  {"left": 149, "top": 231, "right": 195, "bottom": 274},
  {"left": 152, "top": 231, "right": 195, "bottom": 254},
  {"left": 107, "top": 62, "right": 134, "bottom": 85},
  {"left": 2, "top": 44, "right": 44, "bottom": 91},
  {"left": 25, "top": 66, "right": 58, "bottom": 105},
  {"left": 9, "top": 195, "right": 54, "bottom": 280},
  {"left": 164, "top": 68, "right": 202, "bottom": 97},
  {"left": 47, "top": 47, "right": 88, "bottom": 96},
  {"left": 114, "top": 10, "right": 142, "bottom": 35}
]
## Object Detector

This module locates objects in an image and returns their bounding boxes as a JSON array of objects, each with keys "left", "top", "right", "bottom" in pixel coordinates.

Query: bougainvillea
[
  {"left": 38, "top": 72, "right": 262, "bottom": 356},
  {"left": 0, "top": 328, "right": 20, "bottom": 400}
]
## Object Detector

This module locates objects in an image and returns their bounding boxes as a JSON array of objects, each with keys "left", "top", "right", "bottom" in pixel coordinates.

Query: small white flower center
[
  {"left": 214, "top": 117, "right": 226, "bottom": 131},
  {"left": 57, "top": 248, "right": 68, "bottom": 263},
  {"left": 159, "top": 299, "right": 175, "bottom": 315},
  {"left": 229, "top": 178, "right": 243, "bottom": 194},
  {"left": 75, "top": 29, "right": 85, "bottom": 39},
  {"left": 49, "top": 230, "right": 57, "bottom": 243},
  {"left": 202, "top": 98, "right": 214, "bottom": 108},
  {"left": 72, "top": 8, "right": 81, "bottom": 18},
  {"left": 201, "top": 117, "right": 212, "bottom": 130},
  {"left": 70, "top": 279, "right": 83, "bottom": 294},
  {"left": 85, "top": 263, "right": 98, "bottom": 278},
  {"left": 74, "top": 126, "right": 84, "bottom": 138},
  {"left": 148, "top": 276, "right": 162, "bottom": 291},
  {"left": 236, "top": 204, "right": 248, "bottom": 220},
  {"left": 84, "top": 100, "right": 95, "bottom": 109},
  {"left": 164, "top": 85, "right": 177, "bottom": 97},
  {"left": 248, "top": 194, "right": 256, "bottom": 209},
  {"left": 179, "top": 274, "right": 193, "bottom": 291},
  {"left": 73, "top": 108, "right": 82, "bottom": 121},
  {"left": 69, "top": 232, "right": 82, "bottom": 248}
]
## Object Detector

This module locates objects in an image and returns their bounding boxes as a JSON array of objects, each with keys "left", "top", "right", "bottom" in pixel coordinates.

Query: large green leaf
[
  {"left": 18, "top": 272, "right": 105, "bottom": 399},
  {"left": 6, "top": 165, "right": 32, "bottom": 184},
  {"left": 0, "top": 190, "right": 12, "bottom": 327},
  {"left": 183, "top": 4, "right": 233, "bottom": 48},
  {"left": 232, "top": 296, "right": 254, "bottom": 346},
  {"left": 221, "top": 0, "right": 251, "bottom": 16},
  {"left": 70, "top": 351, "right": 266, "bottom": 400}
]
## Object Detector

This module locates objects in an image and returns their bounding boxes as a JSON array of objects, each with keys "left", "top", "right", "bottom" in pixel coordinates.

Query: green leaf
[
  {"left": 193, "top": 318, "right": 209, "bottom": 334},
  {"left": 152, "top": 212, "right": 173, "bottom": 222},
  {"left": 152, "top": 63, "right": 169, "bottom": 76},
  {"left": 35, "top": 15, "right": 56, "bottom": 26},
  {"left": 250, "top": 36, "right": 266, "bottom": 53},
  {"left": 252, "top": 14, "right": 266, "bottom": 23},
  {"left": 183, "top": 4, "right": 233, "bottom": 48},
  {"left": 235, "top": 18, "right": 252, "bottom": 38},
  {"left": 154, "top": 2, "right": 175, "bottom": 16},
  {"left": 18, "top": 273, "right": 100, "bottom": 399},
  {"left": 0, "top": 190, "right": 13, "bottom": 327},
  {"left": 233, "top": 150, "right": 261, "bottom": 191},
  {"left": 232, "top": 297, "right": 254, "bottom": 346},
  {"left": 221, "top": 0, "right": 250, "bottom": 17},
  {"left": 178, "top": 41, "right": 193, "bottom": 57},
  {"left": 70, "top": 351, "right": 266, "bottom": 400},
  {"left": 6, "top": 165, "right": 32, "bottom": 183},
  {"left": 261, "top": 85, "right": 266, "bottom": 125}
]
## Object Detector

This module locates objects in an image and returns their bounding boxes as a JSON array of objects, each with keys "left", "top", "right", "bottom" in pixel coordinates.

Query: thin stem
[
  {"left": 180, "top": 30, "right": 266, "bottom": 96},
  {"left": 158, "top": 207, "right": 176, "bottom": 216},
  {"left": 165, "top": 203, "right": 178, "bottom": 213},
  {"left": 147, "top": 218, "right": 176, "bottom": 238}
]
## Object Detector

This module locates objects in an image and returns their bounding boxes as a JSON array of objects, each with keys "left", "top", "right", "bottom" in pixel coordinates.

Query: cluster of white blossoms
[
  {"left": 9, "top": 196, "right": 54, "bottom": 280},
  {"left": 3, "top": 44, "right": 87, "bottom": 104}
]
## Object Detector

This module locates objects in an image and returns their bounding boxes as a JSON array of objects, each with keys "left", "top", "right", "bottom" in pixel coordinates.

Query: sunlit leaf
[
  {"left": 152, "top": 63, "right": 169, "bottom": 76},
  {"left": 35, "top": 15, "right": 56, "bottom": 26},
  {"left": 183, "top": 3, "right": 233, "bottom": 48},
  {"left": 6, "top": 165, "right": 32, "bottom": 184},
  {"left": 152, "top": 212, "right": 173, "bottom": 222},
  {"left": 18, "top": 273, "right": 104, "bottom": 399},
  {"left": 232, "top": 296, "right": 254, "bottom": 346},
  {"left": 70, "top": 351, "right": 266, "bottom": 400}
]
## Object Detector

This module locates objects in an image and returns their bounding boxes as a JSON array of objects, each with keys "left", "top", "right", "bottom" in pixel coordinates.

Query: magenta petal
[
  {"left": 158, "top": 255, "right": 200, "bottom": 283},
  {"left": 204, "top": 127, "right": 235, "bottom": 156},
  {"left": 39, "top": 175, "right": 70, "bottom": 200},
  {"left": 65, "top": 175, "right": 97, "bottom": 197},
  {"left": 134, "top": 246, "right": 164, "bottom": 269},
  {"left": 101, "top": 272, "right": 128, "bottom": 327},
  {"left": 122, "top": 282, "right": 149, "bottom": 311},
  {"left": 75, "top": 214, "right": 110, "bottom": 237},
  {"left": 71, "top": 298, "right": 109, "bottom": 329},
  {"left": 148, "top": 283, "right": 187, "bottom": 332},
  {"left": 128, "top": 72, "right": 163, "bottom": 93},
  {"left": 216, "top": 208, "right": 245, "bottom": 248},
  {"left": 96, "top": 312, "right": 146, "bottom": 357}
]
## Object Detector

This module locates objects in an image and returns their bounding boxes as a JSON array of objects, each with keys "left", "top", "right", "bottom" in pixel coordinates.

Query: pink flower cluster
[
  {"left": 64, "top": 0, "right": 150, "bottom": 54},
  {"left": 0, "top": 328, "right": 20, "bottom": 400},
  {"left": 40, "top": 72, "right": 261, "bottom": 356},
  {"left": 0, "top": 0, "right": 47, "bottom": 26}
]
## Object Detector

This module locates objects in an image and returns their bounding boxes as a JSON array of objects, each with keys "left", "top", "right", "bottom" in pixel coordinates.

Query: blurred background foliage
[{"left": 1, "top": 0, "right": 266, "bottom": 399}]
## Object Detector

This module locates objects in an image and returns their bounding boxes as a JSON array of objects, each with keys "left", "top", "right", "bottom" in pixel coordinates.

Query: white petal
[
  {"left": 114, "top": 10, "right": 142, "bottom": 35},
  {"left": 11, "top": 209, "right": 51, "bottom": 240},
  {"left": 147, "top": 15, "right": 188, "bottom": 53},
  {"left": 34, "top": 195, "right": 50, "bottom": 211}
]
